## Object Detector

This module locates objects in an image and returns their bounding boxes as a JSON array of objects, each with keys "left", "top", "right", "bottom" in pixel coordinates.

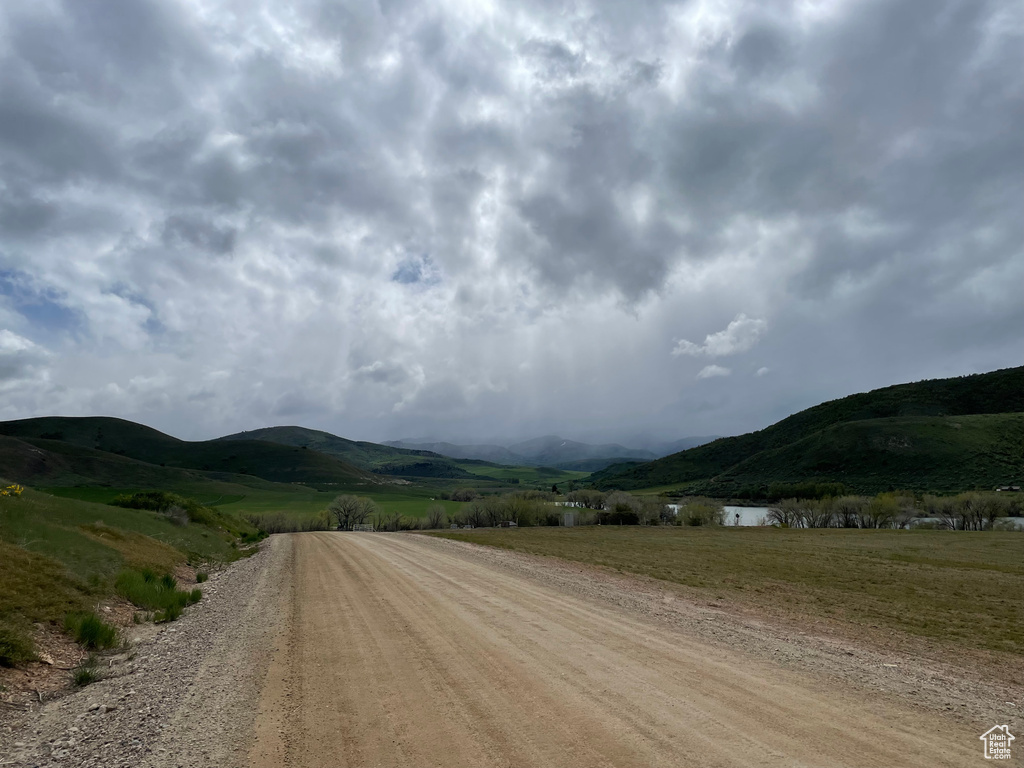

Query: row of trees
[
  {"left": 765, "top": 492, "right": 1021, "bottom": 530},
  {"left": 304, "top": 490, "right": 1023, "bottom": 534},
  {"left": 328, "top": 491, "right": 682, "bottom": 530},
  {"left": 924, "top": 493, "right": 1021, "bottom": 530}
]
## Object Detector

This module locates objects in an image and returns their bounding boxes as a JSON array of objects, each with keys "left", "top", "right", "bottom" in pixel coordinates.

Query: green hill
[
  {"left": 700, "top": 413, "right": 1024, "bottom": 495},
  {"left": 216, "top": 425, "right": 481, "bottom": 479},
  {"left": 593, "top": 366, "right": 1024, "bottom": 495},
  {"left": 0, "top": 417, "right": 382, "bottom": 488},
  {"left": 0, "top": 481, "right": 258, "bottom": 665}
]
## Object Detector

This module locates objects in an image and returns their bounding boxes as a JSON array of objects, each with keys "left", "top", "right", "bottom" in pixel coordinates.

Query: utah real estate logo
[{"left": 979, "top": 725, "right": 1014, "bottom": 760}]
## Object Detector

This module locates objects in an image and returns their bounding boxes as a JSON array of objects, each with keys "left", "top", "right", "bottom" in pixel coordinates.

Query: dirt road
[{"left": 248, "top": 533, "right": 979, "bottom": 767}]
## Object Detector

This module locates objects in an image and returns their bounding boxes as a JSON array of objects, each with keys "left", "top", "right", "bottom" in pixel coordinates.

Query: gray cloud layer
[{"left": 1, "top": 0, "right": 1021, "bottom": 443}]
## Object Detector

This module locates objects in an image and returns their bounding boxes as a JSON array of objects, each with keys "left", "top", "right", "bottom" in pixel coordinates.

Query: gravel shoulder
[{"left": 0, "top": 538, "right": 293, "bottom": 768}]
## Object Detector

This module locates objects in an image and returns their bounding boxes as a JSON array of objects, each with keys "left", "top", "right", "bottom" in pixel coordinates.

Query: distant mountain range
[
  {"left": 4, "top": 366, "right": 1017, "bottom": 499},
  {"left": 384, "top": 434, "right": 720, "bottom": 472},
  {"left": 591, "top": 366, "right": 1024, "bottom": 496}
]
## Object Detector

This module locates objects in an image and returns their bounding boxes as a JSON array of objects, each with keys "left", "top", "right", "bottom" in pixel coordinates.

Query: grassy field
[
  {"left": 41, "top": 486, "right": 248, "bottom": 507},
  {"left": 433, "top": 526, "right": 1024, "bottom": 663},
  {"left": 455, "top": 462, "right": 589, "bottom": 487}
]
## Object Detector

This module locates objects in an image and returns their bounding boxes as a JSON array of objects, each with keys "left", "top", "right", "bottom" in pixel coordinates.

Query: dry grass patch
[{"left": 79, "top": 523, "right": 181, "bottom": 572}]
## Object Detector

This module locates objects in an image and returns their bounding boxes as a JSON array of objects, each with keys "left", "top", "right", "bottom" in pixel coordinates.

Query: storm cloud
[{"left": 0, "top": 0, "right": 1021, "bottom": 443}]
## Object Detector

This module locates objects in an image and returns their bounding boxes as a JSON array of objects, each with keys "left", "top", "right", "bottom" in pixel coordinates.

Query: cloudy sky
[{"left": 0, "top": 0, "right": 1021, "bottom": 446}]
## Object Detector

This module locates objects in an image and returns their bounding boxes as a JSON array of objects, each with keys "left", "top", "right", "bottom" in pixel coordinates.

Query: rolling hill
[
  {"left": 592, "top": 366, "right": 1024, "bottom": 495},
  {"left": 0, "top": 417, "right": 382, "bottom": 488},
  {"left": 217, "top": 426, "right": 481, "bottom": 479}
]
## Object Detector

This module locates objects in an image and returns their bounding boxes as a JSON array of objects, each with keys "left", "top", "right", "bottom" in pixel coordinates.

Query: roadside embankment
[{"left": 0, "top": 538, "right": 291, "bottom": 768}]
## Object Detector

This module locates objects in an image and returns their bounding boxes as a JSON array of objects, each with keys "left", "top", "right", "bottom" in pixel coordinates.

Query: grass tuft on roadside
[
  {"left": 72, "top": 654, "right": 100, "bottom": 686},
  {"left": 63, "top": 612, "right": 119, "bottom": 650},
  {"left": 115, "top": 569, "right": 201, "bottom": 622}
]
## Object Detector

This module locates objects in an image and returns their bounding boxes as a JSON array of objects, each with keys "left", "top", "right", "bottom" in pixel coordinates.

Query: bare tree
[
  {"left": 425, "top": 504, "right": 446, "bottom": 529},
  {"left": 484, "top": 497, "right": 505, "bottom": 527},
  {"left": 328, "top": 495, "right": 378, "bottom": 530},
  {"left": 833, "top": 496, "right": 867, "bottom": 528},
  {"left": 463, "top": 500, "right": 487, "bottom": 528},
  {"left": 767, "top": 499, "right": 803, "bottom": 528},
  {"left": 892, "top": 495, "right": 917, "bottom": 529},
  {"left": 355, "top": 497, "right": 378, "bottom": 527},
  {"left": 801, "top": 498, "right": 834, "bottom": 528},
  {"left": 329, "top": 494, "right": 362, "bottom": 530}
]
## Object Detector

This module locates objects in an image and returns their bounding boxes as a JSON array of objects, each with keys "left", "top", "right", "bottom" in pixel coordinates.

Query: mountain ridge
[
  {"left": 0, "top": 416, "right": 381, "bottom": 488},
  {"left": 217, "top": 425, "right": 482, "bottom": 479},
  {"left": 591, "top": 366, "right": 1024, "bottom": 495}
]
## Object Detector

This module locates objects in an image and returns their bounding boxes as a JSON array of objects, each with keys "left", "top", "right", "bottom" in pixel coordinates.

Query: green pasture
[{"left": 454, "top": 462, "right": 589, "bottom": 486}]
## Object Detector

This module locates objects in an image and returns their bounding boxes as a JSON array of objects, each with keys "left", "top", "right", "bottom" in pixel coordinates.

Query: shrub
[
  {"left": 196, "top": 572, "right": 208, "bottom": 583},
  {"left": 109, "top": 491, "right": 252, "bottom": 535},
  {"left": 64, "top": 612, "right": 119, "bottom": 650},
  {"left": 115, "top": 568, "right": 201, "bottom": 622},
  {"left": 424, "top": 504, "right": 447, "bottom": 530},
  {"left": 0, "top": 625, "right": 36, "bottom": 667},
  {"left": 599, "top": 510, "right": 641, "bottom": 525},
  {"left": 72, "top": 655, "right": 99, "bottom": 686},
  {"left": 157, "top": 603, "right": 182, "bottom": 623},
  {"left": 679, "top": 504, "right": 724, "bottom": 526},
  {"left": 0, "top": 483, "right": 24, "bottom": 497},
  {"left": 450, "top": 487, "right": 478, "bottom": 502},
  {"left": 674, "top": 497, "right": 725, "bottom": 526},
  {"left": 245, "top": 512, "right": 330, "bottom": 534}
]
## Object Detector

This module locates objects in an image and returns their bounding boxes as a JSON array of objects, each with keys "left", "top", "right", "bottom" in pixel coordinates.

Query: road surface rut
[{"left": 249, "top": 533, "right": 977, "bottom": 767}]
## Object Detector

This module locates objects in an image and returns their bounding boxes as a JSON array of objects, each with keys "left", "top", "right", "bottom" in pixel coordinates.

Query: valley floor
[{"left": 3, "top": 533, "right": 1018, "bottom": 766}]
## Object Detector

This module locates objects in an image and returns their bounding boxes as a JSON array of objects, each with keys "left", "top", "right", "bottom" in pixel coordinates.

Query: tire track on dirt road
[{"left": 248, "top": 532, "right": 978, "bottom": 767}]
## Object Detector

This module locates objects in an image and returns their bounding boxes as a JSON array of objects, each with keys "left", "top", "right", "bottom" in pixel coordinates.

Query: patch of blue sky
[
  {"left": 0, "top": 268, "right": 82, "bottom": 338},
  {"left": 391, "top": 254, "right": 440, "bottom": 287}
]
